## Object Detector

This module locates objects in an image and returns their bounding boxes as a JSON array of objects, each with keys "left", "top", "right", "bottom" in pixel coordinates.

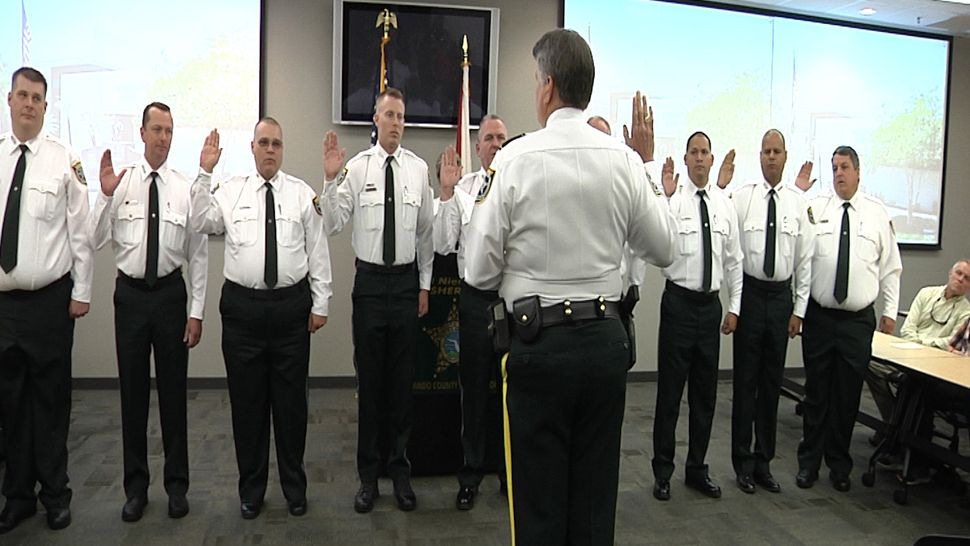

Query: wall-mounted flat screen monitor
[{"left": 333, "top": 0, "right": 499, "bottom": 128}]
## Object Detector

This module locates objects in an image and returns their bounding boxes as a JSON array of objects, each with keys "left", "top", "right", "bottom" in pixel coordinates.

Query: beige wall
[{"left": 71, "top": 0, "right": 970, "bottom": 377}]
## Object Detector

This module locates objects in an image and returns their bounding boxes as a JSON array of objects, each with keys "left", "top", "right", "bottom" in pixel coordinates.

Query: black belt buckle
[{"left": 512, "top": 295, "right": 542, "bottom": 343}]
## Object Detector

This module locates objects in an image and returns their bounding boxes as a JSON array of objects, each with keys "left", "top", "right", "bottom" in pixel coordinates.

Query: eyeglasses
[{"left": 930, "top": 296, "right": 955, "bottom": 325}]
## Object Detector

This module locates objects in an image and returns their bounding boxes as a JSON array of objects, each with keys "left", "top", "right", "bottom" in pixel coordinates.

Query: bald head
[{"left": 760, "top": 129, "right": 788, "bottom": 186}]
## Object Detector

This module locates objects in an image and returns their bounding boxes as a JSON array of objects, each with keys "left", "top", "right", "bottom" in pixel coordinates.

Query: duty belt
[{"left": 529, "top": 298, "right": 621, "bottom": 326}]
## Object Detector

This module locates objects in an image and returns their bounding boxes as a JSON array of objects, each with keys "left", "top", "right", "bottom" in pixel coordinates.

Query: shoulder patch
[
  {"left": 313, "top": 195, "right": 323, "bottom": 216},
  {"left": 476, "top": 167, "right": 495, "bottom": 204},
  {"left": 807, "top": 206, "right": 815, "bottom": 224},
  {"left": 71, "top": 160, "right": 87, "bottom": 185}
]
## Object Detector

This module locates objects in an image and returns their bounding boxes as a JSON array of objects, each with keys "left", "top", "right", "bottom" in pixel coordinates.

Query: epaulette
[{"left": 501, "top": 133, "right": 526, "bottom": 149}]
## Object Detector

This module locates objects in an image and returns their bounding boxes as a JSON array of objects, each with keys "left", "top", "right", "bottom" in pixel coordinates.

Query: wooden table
[{"left": 864, "top": 332, "right": 970, "bottom": 504}]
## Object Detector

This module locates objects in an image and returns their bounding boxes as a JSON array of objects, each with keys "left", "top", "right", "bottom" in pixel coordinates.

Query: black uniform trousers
[
  {"left": 506, "top": 318, "right": 629, "bottom": 546},
  {"left": 220, "top": 278, "right": 311, "bottom": 505},
  {"left": 653, "top": 280, "right": 721, "bottom": 482},
  {"left": 457, "top": 280, "right": 504, "bottom": 489},
  {"left": 352, "top": 262, "right": 418, "bottom": 484},
  {"left": 731, "top": 275, "right": 793, "bottom": 476},
  {"left": 114, "top": 270, "right": 189, "bottom": 500},
  {"left": 0, "top": 275, "right": 74, "bottom": 511},
  {"left": 798, "top": 298, "right": 875, "bottom": 477}
]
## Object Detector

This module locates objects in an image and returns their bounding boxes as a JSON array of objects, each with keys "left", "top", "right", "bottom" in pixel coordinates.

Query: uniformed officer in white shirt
[
  {"left": 190, "top": 119, "right": 332, "bottom": 520},
  {"left": 729, "top": 129, "right": 814, "bottom": 495},
  {"left": 435, "top": 114, "right": 509, "bottom": 510},
  {"left": 91, "top": 102, "right": 207, "bottom": 522},
  {"left": 652, "top": 131, "right": 743, "bottom": 502},
  {"left": 0, "top": 67, "right": 93, "bottom": 534},
  {"left": 464, "top": 29, "right": 676, "bottom": 545},
  {"left": 796, "top": 145, "right": 901, "bottom": 492},
  {"left": 321, "top": 87, "right": 434, "bottom": 514}
]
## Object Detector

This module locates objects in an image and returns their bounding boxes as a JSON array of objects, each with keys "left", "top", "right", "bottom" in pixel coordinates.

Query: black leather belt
[
  {"left": 118, "top": 268, "right": 182, "bottom": 291},
  {"left": 664, "top": 279, "right": 718, "bottom": 302},
  {"left": 224, "top": 277, "right": 308, "bottom": 300},
  {"left": 743, "top": 274, "right": 791, "bottom": 294},
  {"left": 535, "top": 298, "right": 621, "bottom": 327},
  {"left": 355, "top": 259, "right": 415, "bottom": 275}
]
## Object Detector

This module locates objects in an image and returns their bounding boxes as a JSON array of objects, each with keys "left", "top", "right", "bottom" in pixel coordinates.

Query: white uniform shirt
[
  {"left": 190, "top": 170, "right": 333, "bottom": 316},
  {"left": 321, "top": 144, "right": 434, "bottom": 290},
  {"left": 662, "top": 183, "right": 744, "bottom": 314},
  {"left": 807, "top": 191, "right": 901, "bottom": 317},
  {"left": 0, "top": 132, "right": 92, "bottom": 301},
  {"left": 731, "top": 180, "right": 814, "bottom": 317},
  {"left": 433, "top": 168, "right": 485, "bottom": 278},
  {"left": 90, "top": 157, "right": 208, "bottom": 319},
  {"left": 464, "top": 107, "right": 676, "bottom": 308}
]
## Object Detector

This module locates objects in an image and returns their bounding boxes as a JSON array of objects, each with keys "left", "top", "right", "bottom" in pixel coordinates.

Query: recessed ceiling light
[{"left": 859, "top": 7, "right": 877, "bottom": 15}]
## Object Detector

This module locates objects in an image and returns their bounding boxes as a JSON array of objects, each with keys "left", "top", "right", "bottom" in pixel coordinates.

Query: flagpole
[{"left": 457, "top": 35, "right": 471, "bottom": 175}]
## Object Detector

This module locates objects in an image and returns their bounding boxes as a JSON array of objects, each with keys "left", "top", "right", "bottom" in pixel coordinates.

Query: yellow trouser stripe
[{"left": 501, "top": 351, "right": 516, "bottom": 546}]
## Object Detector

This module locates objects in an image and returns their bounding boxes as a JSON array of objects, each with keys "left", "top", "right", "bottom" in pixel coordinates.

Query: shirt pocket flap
[
  {"left": 119, "top": 202, "right": 145, "bottom": 221},
  {"left": 232, "top": 207, "right": 258, "bottom": 224},
  {"left": 359, "top": 191, "right": 383, "bottom": 208},
  {"left": 743, "top": 219, "right": 764, "bottom": 232},
  {"left": 32, "top": 180, "right": 61, "bottom": 195},
  {"left": 402, "top": 187, "right": 422, "bottom": 207}
]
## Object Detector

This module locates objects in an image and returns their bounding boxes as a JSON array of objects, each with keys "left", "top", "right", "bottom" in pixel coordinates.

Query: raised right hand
[
  {"left": 99, "top": 149, "right": 126, "bottom": 197},
  {"left": 661, "top": 156, "right": 679, "bottom": 197},
  {"left": 200, "top": 129, "right": 222, "bottom": 173},
  {"left": 323, "top": 131, "right": 346, "bottom": 181},
  {"left": 439, "top": 145, "right": 461, "bottom": 200}
]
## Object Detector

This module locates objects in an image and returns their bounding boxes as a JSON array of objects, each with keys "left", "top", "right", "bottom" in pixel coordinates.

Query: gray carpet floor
[{"left": 1, "top": 380, "right": 969, "bottom": 545}]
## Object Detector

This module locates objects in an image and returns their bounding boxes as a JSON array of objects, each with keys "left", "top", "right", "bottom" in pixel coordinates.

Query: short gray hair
[
  {"left": 832, "top": 145, "right": 860, "bottom": 170},
  {"left": 532, "top": 29, "right": 594, "bottom": 110}
]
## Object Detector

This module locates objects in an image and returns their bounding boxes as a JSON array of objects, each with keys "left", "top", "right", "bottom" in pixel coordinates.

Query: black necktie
[
  {"left": 763, "top": 188, "right": 776, "bottom": 278},
  {"left": 145, "top": 172, "right": 160, "bottom": 287},
  {"left": 0, "top": 144, "right": 28, "bottom": 273},
  {"left": 264, "top": 182, "right": 278, "bottom": 288},
  {"left": 383, "top": 156, "right": 396, "bottom": 265},
  {"left": 698, "top": 189, "right": 712, "bottom": 293},
  {"left": 834, "top": 202, "right": 851, "bottom": 303}
]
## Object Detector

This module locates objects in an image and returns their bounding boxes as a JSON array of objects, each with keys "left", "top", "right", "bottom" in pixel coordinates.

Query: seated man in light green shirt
[{"left": 866, "top": 259, "right": 970, "bottom": 440}]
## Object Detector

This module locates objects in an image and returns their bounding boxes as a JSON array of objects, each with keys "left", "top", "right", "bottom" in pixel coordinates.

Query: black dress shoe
[
  {"left": 288, "top": 499, "right": 307, "bottom": 517},
  {"left": 796, "top": 469, "right": 818, "bottom": 489},
  {"left": 686, "top": 476, "right": 722, "bottom": 498},
  {"left": 0, "top": 505, "right": 37, "bottom": 534},
  {"left": 830, "top": 473, "right": 851, "bottom": 492},
  {"left": 754, "top": 472, "right": 781, "bottom": 493},
  {"left": 394, "top": 481, "right": 417, "bottom": 512},
  {"left": 240, "top": 501, "right": 262, "bottom": 520},
  {"left": 121, "top": 497, "right": 148, "bottom": 523},
  {"left": 736, "top": 474, "right": 756, "bottom": 494},
  {"left": 354, "top": 483, "right": 379, "bottom": 514},
  {"left": 456, "top": 486, "right": 477, "bottom": 511},
  {"left": 168, "top": 494, "right": 189, "bottom": 519},
  {"left": 653, "top": 480, "right": 671, "bottom": 501},
  {"left": 46, "top": 507, "right": 71, "bottom": 531}
]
